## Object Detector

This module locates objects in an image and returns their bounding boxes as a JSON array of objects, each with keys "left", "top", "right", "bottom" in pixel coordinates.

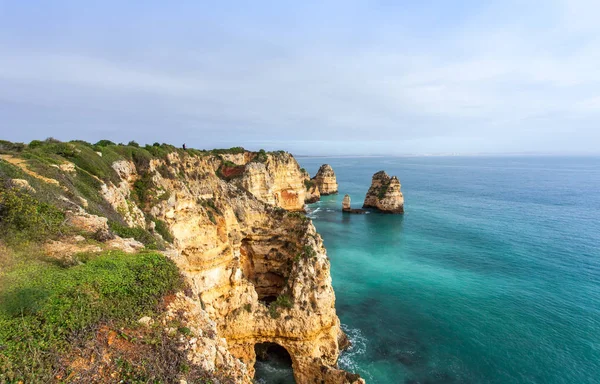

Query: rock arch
[{"left": 254, "top": 342, "right": 295, "bottom": 383}]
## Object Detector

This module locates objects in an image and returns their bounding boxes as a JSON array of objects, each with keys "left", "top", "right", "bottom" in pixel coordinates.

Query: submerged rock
[
  {"left": 363, "top": 170, "right": 404, "bottom": 213},
  {"left": 312, "top": 164, "right": 338, "bottom": 195}
]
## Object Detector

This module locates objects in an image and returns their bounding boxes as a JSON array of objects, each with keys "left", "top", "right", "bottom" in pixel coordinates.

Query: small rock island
[
  {"left": 312, "top": 164, "right": 338, "bottom": 195},
  {"left": 362, "top": 170, "right": 404, "bottom": 213},
  {"left": 341, "top": 194, "right": 366, "bottom": 214}
]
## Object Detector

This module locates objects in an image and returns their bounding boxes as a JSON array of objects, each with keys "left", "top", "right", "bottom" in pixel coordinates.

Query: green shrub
[
  {"left": 0, "top": 141, "right": 25, "bottom": 153},
  {"left": 28, "top": 140, "right": 43, "bottom": 149},
  {"left": 304, "top": 179, "right": 314, "bottom": 190},
  {"left": 0, "top": 250, "right": 183, "bottom": 383},
  {"left": 302, "top": 245, "right": 317, "bottom": 259},
  {"left": 0, "top": 187, "right": 65, "bottom": 244},
  {"left": 153, "top": 219, "right": 174, "bottom": 243},
  {"left": 268, "top": 294, "right": 293, "bottom": 319},
  {"left": 253, "top": 149, "right": 268, "bottom": 163},
  {"left": 209, "top": 147, "right": 245, "bottom": 155},
  {"left": 109, "top": 221, "right": 160, "bottom": 250},
  {"left": 133, "top": 173, "right": 154, "bottom": 204},
  {"left": 378, "top": 184, "right": 389, "bottom": 199}
]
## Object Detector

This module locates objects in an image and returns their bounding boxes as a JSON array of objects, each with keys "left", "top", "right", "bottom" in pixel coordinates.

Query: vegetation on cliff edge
[{"left": 0, "top": 250, "right": 184, "bottom": 383}]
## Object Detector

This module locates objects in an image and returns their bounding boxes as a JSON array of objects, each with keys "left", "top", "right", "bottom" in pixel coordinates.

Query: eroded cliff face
[
  {"left": 363, "top": 171, "right": 404, "bottom": 214},
  {"left": 312, "top": 164, "right": 338, "bottom": 195},
  {"left": 100, "top": 151, "right": 361, "bottom": 383},
  {"left": 302, "top": 168, "right": 321, "bottom": 204},
  {"left": 239, "top": 152, "right": 306, "bottom": 211}
]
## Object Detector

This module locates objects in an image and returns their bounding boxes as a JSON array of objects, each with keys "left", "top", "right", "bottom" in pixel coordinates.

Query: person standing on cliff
[{"left": 182, "top": 143, "right": 186, "bottom": 150}]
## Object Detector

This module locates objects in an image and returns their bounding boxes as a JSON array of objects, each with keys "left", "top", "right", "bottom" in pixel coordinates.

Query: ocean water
[{"left": 294, "top": 156, "right": 600, "bottom": 384}]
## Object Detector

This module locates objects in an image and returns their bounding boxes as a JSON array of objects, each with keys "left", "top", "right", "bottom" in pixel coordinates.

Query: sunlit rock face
[
  {"left": 240, "top": 152, "right": 306, "bottom": 211},
  {"left": 312, "top": 164, "right": 338, "bottom": 195},
  {"left": 103, "top": 151, "right": 362, "bottom": 383},
  {"left": 363, "top": 171, "right": 404, "bottom": 214}
]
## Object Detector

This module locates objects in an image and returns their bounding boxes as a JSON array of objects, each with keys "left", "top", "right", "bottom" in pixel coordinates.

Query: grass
[{"left": 0, "top": 250, "right": 184, "bottom": 383}]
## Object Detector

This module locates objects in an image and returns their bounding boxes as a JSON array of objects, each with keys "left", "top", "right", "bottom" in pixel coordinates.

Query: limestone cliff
[
  {"left": 312, "top": 164, "right": 338, "bottom": 195},
  {"left": 363, "top": 171, "right": 404, "bottom": 214},
  {"left": 91, "top": 149, "right": 358, "bottom": 383},
  {"left": 239, "top": 151, "right": 306, "bottom": 211},
  {"left": 1, "top": 142, "right": 362, "bottom": 383}
]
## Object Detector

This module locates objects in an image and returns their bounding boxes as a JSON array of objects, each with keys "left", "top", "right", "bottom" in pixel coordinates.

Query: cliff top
[{"left": 0, "top": 138, "right": 296, "bottom": 383}]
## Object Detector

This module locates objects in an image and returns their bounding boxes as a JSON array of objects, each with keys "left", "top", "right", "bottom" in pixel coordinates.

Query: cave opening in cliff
[
  {"left": 241, "top": 238, "right": 292, "bottom": 306},
  {"left": 254, "top": 342, "right": 295, "bottom": 383}
]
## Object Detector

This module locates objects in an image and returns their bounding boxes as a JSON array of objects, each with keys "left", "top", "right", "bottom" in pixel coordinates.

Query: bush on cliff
[
  {"left": 0, "top": 250, "right": 184, "bottom": 383},
  {"left": 268, "top": 294, "right": 293, "bottom": 318},
  {"left": 0, "top": 186, "right": 66, "bottom": 245}
]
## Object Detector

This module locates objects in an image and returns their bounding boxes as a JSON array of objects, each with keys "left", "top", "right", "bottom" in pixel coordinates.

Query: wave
[
  {"left": 338, "top": 324, "right": 372, "bottom": 381},
  {"left": 306, "top": 206, "right": 321, "bottom": 219}
]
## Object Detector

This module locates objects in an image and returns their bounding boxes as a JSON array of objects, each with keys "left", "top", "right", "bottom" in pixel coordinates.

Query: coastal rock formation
[
  {"left": 1, "top": 143, "right": 361, "bottom": 383},
  {"left": 363, "top": 171, "right": 404, "bottom": 213},
  {"left": 342, "top": 194, "right": 351, "bottom": 211},
  {"left": 312, "top": 164, "right": 338, "bottom": 195},
  {"left": 342, "top": 194, "right": 367, "bottom": 214},
  {"left": 105, "top": 150, "right": 359, "bottom": 383},
  {"left": 239, "top": 152, "right": 306, "bottom": 211},
  {"left": 0, "top": 143, "right": 363, "bottom": 383},
  {"left": 302, "top": 168, "right": 321, "bottom": 203}
]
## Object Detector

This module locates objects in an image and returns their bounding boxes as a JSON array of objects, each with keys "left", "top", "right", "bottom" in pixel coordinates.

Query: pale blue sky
[{"left": 1, "top": 1, "right": 599, "bottom": 154}]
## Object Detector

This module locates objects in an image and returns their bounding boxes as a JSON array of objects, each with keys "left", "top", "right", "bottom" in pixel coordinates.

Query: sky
[{"left": 1, "top": 0, "right": 599, "bottom": 155}]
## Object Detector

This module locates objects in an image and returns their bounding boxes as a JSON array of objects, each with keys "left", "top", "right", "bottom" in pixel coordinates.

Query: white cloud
[{"left": 0, "top": 0, "right": 599, "bottom": 153}]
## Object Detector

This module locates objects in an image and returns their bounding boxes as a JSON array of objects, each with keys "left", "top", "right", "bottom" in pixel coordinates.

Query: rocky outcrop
[
  {"left": 99, "top": 160, "right": 146, "bottom": 227},
  {"left": 239, "top": 152, "right": 306, "bottom": 211},
  {"left": 342, "top": 194, "right": 351, "bottom": 211},
  {"left": 101, "top": 151, "right": 361, "bottom": 383},
  {"left": 363, "top": 171, "right": 404, "bottom": 214},
  {"left": 8, "top": 178, "right": 36, "bottom": 193},
  {"left": 312, "top": 164, "right": 338, "bottom": 195},
  {"left": 9, "top": 145, "right": 360, "bottom": 383},
  {"left": 342, "top": 194, "right": 367, "bottom": 214},
  {"left": 301, "top": 168, "right": 321, "bottom": 203}
]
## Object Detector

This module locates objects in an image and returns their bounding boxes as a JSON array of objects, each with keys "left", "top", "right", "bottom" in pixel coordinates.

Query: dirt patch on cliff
[
  {"left": 217, "top": 162, "right": 245, "bottom": 180},
  {"left": 0, "top": 154, "right": 60, "bottom": 185}
]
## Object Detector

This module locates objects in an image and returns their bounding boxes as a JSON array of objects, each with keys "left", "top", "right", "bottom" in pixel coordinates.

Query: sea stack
[
  {"left": 363, "top": 171, "right": 404, "bottom": 213},
  {"left": 341, "top": 194, "right": 367, "bottom": 214},
  {"left": 312, "top": 164, "right": 338, "bottom": 195},
  {"left": 342, "top": 194, "right": 352, "bottom": 211}
]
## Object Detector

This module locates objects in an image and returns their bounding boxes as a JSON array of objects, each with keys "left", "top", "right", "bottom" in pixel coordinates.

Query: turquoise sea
[{"left": 292, "top": 156, "right": 600, "bottom": 384}]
